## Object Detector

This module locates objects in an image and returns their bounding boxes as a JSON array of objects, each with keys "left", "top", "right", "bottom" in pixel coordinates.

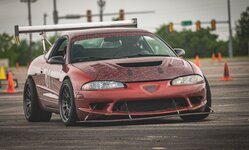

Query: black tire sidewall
[
  {"left": 23, "top": 78, "right": 38, "bottom": 121},
  {"left": 204, "top": 76, "right": 212, "bottom": 110},
  {"left": 59, "top": 79, "right": 78, "bottom": 126},
  {"left": 23, "top": 77, "right": 52, "bottom": 122}
]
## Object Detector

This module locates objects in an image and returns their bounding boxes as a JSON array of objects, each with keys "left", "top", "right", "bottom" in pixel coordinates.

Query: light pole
[
  {"left": 98, "top": 0, "right": 105, "bottom": 22},
  {"left": 43, "top": 13, "right": 47, "bottom": 25},
  {"left": 20, "top": 0, "right": 37, "bottom": 62},
  {"left": 53, "top": 0, "right": 58, "bottom": 24},
  {"left": 43, "top": 13, "right": 47, "bottom": 38},
  {"left": 227, "top": 0, "right": 233, "bottom": 57}
]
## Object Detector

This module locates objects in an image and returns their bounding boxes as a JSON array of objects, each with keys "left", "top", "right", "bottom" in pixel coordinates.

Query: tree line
[
  {"left": 0, "top": 34, "right": 57, "bottom": 66},
  {"left": 156, "top": 6, "right": 249, "bottom": 58}
]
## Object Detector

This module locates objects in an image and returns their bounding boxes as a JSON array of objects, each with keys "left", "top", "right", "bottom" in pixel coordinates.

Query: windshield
[{"left": 70, "top": 32, "right": 176, "bottom": 63}]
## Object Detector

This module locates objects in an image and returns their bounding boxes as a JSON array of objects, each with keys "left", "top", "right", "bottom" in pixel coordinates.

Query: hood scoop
[
  {"left": 117, "top": 61, "right": 162, "bottom": 68},
  {"left": 74, "top": 57, "right": 193, "bottom": 82}
]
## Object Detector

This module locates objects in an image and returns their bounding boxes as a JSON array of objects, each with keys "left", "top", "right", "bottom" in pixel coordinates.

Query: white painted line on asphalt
[{"left": 152, "top": 147, "right": 167, "bottom": 150}]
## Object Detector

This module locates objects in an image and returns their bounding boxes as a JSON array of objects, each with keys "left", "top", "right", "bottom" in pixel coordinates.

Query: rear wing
[
  {"left": 14, "top": 18, "right": 137, "bottom": 41},
  {"left": 14, "top": 18, "right": 137, "bottom": 53}
]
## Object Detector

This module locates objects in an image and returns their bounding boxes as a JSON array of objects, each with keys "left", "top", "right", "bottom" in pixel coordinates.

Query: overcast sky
[{"left": 0, "top": 0, "right": 248, "bottom": 41}]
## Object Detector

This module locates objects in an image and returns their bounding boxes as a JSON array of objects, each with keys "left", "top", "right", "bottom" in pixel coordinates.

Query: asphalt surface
[{"left": 0, "top": 57, "right": 249, "bottom": 150}]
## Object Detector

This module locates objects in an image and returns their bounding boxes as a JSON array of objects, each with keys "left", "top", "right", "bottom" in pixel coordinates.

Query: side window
[
  {"left": 50, "top": 38, "right": 68, "bottom": 58},
  {"left": 44, "top": 44, "right": 55, "bottom": 60}
]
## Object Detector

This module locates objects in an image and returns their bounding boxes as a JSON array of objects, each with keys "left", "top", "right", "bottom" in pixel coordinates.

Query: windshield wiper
[
  {"left": 72, "top": 56, "right": 112, "bottom": 63},
  {"left": 122, "top": 54, "right": 170, "bottom": 58}
]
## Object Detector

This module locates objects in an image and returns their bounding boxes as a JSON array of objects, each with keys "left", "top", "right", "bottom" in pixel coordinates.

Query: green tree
[
  {"left": 0, "top": 33, "right": 59, "bottom": 66},
  {"left": 16, "top": 40, "right": 30, "bottom": 65},
  {"left": 0, "top": 33, "right": 19, "bottom": 66},
  {"left": 155, "top": 25, "right": 227, "bottom": 58},
  {"left": 235, "top": 6, "right": 249, "bottom": 56},
  {"left": 0, "top": 33, "right": 14, "bottom": 57}
]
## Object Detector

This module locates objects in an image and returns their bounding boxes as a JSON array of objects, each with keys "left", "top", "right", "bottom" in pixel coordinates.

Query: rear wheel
[
  {"left": 59, "top": 79, "right": 78, "bottom": 126},
  {"left": 23, "top": 78, "right": 52, "bottom": 122},
  {"left": 181, "top": 76, "right": 212, "bottom": 121}
]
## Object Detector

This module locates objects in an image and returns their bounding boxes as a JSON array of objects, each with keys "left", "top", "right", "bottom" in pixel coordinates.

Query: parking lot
[{"left": 0, "top": 57, "right": 249, "bottom": 150}]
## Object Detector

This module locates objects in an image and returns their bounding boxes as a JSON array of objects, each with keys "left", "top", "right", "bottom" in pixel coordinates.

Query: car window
[
  {"left": 80, "top": 38, "right": 103, "bottom": 48},
  {"left": 75, "top": 38, "right": 122, "bottom": 49},
  {"left": 50, "top": 38, "right": 68, "bottom": 58},
  {"left": 144, "top": 36, "right": 174, "bottom": 55},
  {"left": 70, "top": 32, "right": 176, "bottom": 63}
]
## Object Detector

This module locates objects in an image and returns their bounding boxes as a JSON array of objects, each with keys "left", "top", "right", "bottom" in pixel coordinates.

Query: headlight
[
  {"left": 171, "top": 75, "right": 204, "bottom": 85},
  {"left": 81, "top": 81, "right": 126, "bottom": 90}
]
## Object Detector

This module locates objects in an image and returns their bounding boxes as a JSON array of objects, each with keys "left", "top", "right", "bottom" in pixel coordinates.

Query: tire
[
  {"left": 59, "top": 79, "right": 78, "bottom": 126},
  {"left": 14, "top": 79, "right": 18, "bottom": 88},
  {"left": 181, "top": 76, "right": 212, "bottom": 121},
  {"left": 23, "top": 77, "right": 52, "bottom": 122}
]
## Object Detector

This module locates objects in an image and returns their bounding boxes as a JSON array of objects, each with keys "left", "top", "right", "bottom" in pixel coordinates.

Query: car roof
[{"left": 65, "top": 28, "right": 151, "bottom": 39}]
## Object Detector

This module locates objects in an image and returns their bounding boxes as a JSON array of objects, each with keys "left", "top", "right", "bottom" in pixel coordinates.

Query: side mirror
[
  {"left": 174, "top": 48, "right": 185, "bottom": 57},
  {"left": 47, "top": 56, "right": 65, "bottom": 64}
]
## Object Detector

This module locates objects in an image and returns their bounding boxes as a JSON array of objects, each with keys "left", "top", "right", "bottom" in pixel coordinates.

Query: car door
[{"left": 41, "top": 37, "right": 68, "bottom": 109}]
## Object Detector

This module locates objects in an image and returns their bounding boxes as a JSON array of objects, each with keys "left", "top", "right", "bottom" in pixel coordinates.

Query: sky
[{"left": 0, "top": 0, "right": 248, "bottom": 41}]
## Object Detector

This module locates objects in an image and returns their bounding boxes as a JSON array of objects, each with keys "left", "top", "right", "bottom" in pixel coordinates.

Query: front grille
[
  {"left": 90, "top": 102, "right": 109, "bottom": 110},
  {"left": 189, "top": 96, "right": 203, "bottom": 105},
  {"left": 112, "top": 98, "right": 188, "bottom": 113}
]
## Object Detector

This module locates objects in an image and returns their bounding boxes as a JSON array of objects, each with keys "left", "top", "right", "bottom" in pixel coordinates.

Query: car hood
[{"left": 73, "top": 57, "right": 194, "bottom": 82}]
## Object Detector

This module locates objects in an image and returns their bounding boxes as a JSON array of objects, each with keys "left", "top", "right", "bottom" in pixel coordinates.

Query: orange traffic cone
[
  {"left": 212, "top": 53, "right": 216, "bottom": 62},
  {"left": 221, "top": 62, "right": 232, "bottom": 81},
  {"left": 218, "top": 52, "right": 222, "bottom": 62},
  {"left": 195, "top": 55, "right": 200, "bottom": 67},
  {"left": 6, "top": 72, "right": 15, "bottom": 93},
  {"left": 16, "top": 63, "right": 19, "bottom": 72}
]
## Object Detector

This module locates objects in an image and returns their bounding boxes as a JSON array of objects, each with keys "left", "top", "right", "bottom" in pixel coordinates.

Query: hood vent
[{"left": 117, "top": 61, "right": 162, "bottom": 68}]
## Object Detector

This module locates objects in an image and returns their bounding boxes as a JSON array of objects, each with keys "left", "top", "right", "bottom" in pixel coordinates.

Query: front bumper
[{"left": 74, "top": 80, "right": 207, "bottom": 121}]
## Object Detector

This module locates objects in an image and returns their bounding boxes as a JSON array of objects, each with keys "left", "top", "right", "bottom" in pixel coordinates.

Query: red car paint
[{"left": 28, "top": 28, "right": 207, "bottom": 121}]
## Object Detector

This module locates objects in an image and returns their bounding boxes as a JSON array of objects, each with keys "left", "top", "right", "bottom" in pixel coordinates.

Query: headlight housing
[
  {"left": 171, "top": 75, "right": 204, "bottom": 85},
  {"left": 81, "top": 81, "right": 126, "bottom": 91}
]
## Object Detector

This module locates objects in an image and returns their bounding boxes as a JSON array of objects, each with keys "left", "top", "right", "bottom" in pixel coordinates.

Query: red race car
[{"left": 15, "top": 19, "right": 212, "bottom": 126}]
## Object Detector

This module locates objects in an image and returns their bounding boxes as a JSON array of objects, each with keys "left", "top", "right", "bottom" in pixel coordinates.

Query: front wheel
[
  {"left": 181, "top": 76, "right": 212, "bottom": 121},
  {"left": 59, "top": 79, "right": 78, "bottom": 126}
]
